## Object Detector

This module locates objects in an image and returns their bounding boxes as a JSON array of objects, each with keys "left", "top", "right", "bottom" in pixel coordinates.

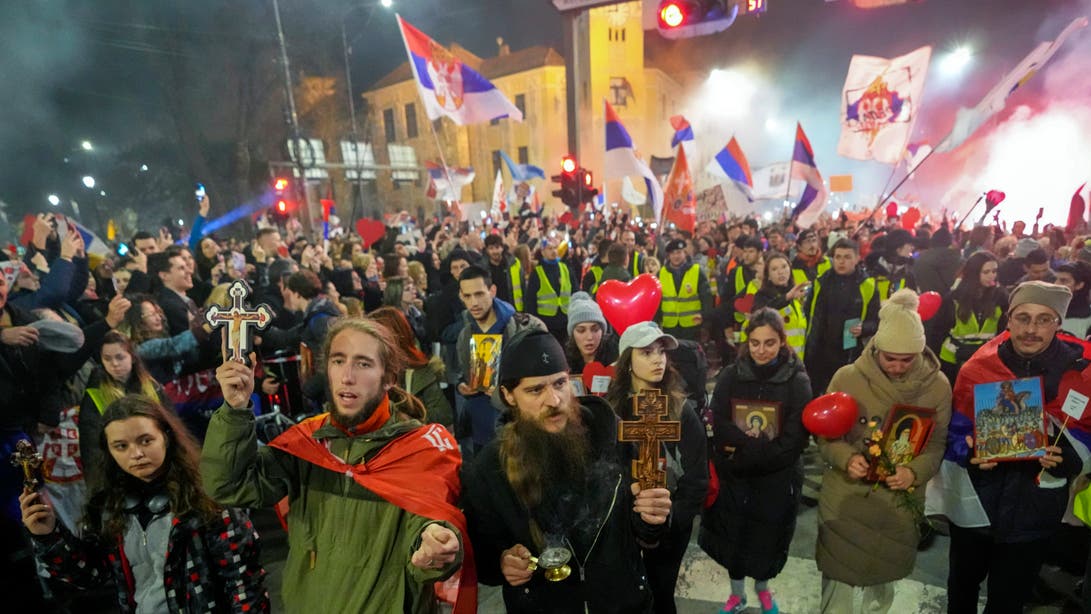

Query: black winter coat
[
  {"left": 462, "top": 397, "right": 662, "bottom": 614},
  {"left": 699, "top": 350, "right": 811, "bottom": 580}
]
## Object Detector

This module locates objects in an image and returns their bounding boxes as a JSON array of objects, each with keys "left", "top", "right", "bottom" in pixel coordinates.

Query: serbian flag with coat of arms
[
  {"left": 661, "top": 145, "right": 697, "bottom": 233},
  {"left": 397, "top": 15, "right": 523, "bottom": 125}
]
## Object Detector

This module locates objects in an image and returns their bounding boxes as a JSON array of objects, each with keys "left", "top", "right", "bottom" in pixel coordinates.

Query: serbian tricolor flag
[
  {"left": 706, "top": 136, "right": 754, "bottom": 201},
  {"left": 397, "top": 15, "right": 523, "bottom": 125},
  {"left": 790, "top": 123, "right": 828, "bottom": 229},
  {"left": 604, "top": 100, "right": 664, "bottom": 220},
  {"left": 669, "top": 115, "right": 697, "bottom": 166},
  {"left": 661, "top": 145, "right": 697, "bottom": 233}
]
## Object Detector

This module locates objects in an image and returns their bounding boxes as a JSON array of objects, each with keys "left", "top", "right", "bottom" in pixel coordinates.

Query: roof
[{"left": 367, "top": 45, "right": 564, "bottom": 92}]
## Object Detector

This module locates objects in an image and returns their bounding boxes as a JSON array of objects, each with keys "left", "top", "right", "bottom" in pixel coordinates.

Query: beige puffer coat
[{"left": 816, "top": 340, "right": 951, "bottom": 586}]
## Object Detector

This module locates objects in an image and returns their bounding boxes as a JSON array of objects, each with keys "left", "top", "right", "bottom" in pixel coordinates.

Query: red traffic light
[
  {"left": 273, "top": 177, "right": 289, "bottom": 192},
  {"left": 561, "top": 156, "right": 577, "bottom": 174},
  {"left": 659, "top": 2, "right": 687, "bottom": 28},
  {"left": 276, "top": 199, "right": 288, "bottom": 213}
]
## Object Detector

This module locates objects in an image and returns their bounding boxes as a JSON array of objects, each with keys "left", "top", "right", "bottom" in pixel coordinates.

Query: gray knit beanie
[{"left": 566, "top": 291, "right": 607, "bottom": 336}]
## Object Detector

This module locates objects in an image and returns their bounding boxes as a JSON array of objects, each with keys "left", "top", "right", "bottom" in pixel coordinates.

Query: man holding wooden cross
[{"left": 462, "top": 328, "right": 672, "bottom": 613}]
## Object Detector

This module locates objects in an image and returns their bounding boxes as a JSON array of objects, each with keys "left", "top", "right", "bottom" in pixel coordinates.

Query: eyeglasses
[{"left": 1010, "top": 313, "right": 1059, "bottom": 328}]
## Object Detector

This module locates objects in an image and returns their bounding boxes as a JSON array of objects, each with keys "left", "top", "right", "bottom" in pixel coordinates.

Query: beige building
[{"left": 361, "top": 1, "right": 682, "bottom": 216}]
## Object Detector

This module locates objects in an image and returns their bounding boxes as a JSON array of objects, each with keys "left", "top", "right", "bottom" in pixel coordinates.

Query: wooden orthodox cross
[
  {"left": 204, "top": 280, "right": 275, "bottom": 365},
  {"left": 10, "top": 439, "right": 42, "bottom": 491},
  {"left": 617, "top": 388, "right": 681, "bottom": 490}
]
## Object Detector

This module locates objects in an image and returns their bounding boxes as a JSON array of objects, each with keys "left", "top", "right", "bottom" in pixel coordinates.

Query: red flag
[
  {"left": 661, "top": 146, "right": 696, "bottom": 233},
  {"left": 1068, "top": 182, "right": 1088, "bottom": 234},
  {"left": 19, "top": 214, "right": 36, "bottom": 247}
]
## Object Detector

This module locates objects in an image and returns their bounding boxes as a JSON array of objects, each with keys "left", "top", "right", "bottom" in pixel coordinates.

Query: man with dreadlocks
[
  {"left": 462, "top": 328, "right": 672, "bottom": 613},
  {"left": 202, "top": 317, "right": 474, "bottom": 613}
]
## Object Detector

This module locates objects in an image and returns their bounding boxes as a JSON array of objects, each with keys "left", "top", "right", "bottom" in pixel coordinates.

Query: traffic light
[
  {"left": 577, "top": 168, "right": 599, "bottom": 207},
  {"left": 656, "top": 0, "right": 738, "bottom": 39},
  {"left": 271, "top": 176, "right": 293, "bottom": 221},
  {"left": 551, "top": 155, "right": 580, "bottom": 209}
]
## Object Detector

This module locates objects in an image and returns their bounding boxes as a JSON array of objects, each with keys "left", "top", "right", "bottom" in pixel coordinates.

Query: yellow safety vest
[
  {"left": 807, "top": 275, "right": 878, "bottom": 336},
  {"left": 875, "top": 275, "right": 908, "bottom": 305},
  {"left": 793, "top": 258, "right": 830, "bottom": 283},
  {"left": 660, "top": 264, "right": 703, "bottom": 329},
  {"left": 940, "top": 302, "right": 1001, "bottom": 364},
  {"left": 739, "top": 296, "right": 808, "bottom": 360},
  {"left": 509, "top": 260, "right": 524, "bottom": 311},
  {"left": 730, "top": 266, "right": 754, "bottom": 324},
  {"left": 535, "top": 264, "right": 571, "bottom": 316},
  {"left": 587, "top": 265, "right": 604, "bottom": 295},
  {"left": 86, "top": 387, "right": 111, "bottom": 415},
  {"left": 630, "top": 252, "right": 643, "bottom": 277}
]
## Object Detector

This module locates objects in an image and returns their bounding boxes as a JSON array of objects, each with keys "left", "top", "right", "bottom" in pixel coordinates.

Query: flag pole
[
  {"left": 873, "top": 134, "right": 947, "bottom": 212},
  {"left": 426, "top": 118, "right": 461, "bottom": 219}
]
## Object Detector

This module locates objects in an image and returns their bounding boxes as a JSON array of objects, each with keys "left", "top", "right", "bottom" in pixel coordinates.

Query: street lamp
[
  {"left": 80, "top": 140, "right": 93, "bottom": 151},
  {"left": 47, "top": 194, "right": 60, "bottom": 206},
  {"left": 82, "top": 175, "right": 96, "bottom": 189}
]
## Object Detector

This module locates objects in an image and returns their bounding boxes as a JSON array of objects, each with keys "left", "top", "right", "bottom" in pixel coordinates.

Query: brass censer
[{"left": 527, "top": 546, "right": 572, "bottom": 582}]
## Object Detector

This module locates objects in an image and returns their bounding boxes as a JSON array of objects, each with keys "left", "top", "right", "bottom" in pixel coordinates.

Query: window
[
  {"left": 405, "top": 103, "right": 418, "bottom": 139},
  {"left": 286, "top": 138, "right": 329, "bottom": 179},
  {"left": 518, "top": 146, "right": 529, "bottom": 165},
  {"left": 515, "top": 94, "right": 526, "bottom": 120},
  {"left": 492, "top": 150, "right": 502, "bottom": 178},
  {"left": 340, "top": 141, "right": 377, "bottom": 181},
  {"left": 383, "top": 108, "right": 396, "bottom": 142},
  {"left": 387, "top": 144, "right": 419, "bottom": 183},
  {"left": 609, "top": 77, "right": 633, "bottom": 107}
]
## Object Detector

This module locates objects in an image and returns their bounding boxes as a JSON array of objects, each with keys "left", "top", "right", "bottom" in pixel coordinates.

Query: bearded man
[
  {"left": 462, "top": 329, "right": 672, "bottom": 613},
  {"left": 203, "top": 318, "right": 473, "bottom": 613}
]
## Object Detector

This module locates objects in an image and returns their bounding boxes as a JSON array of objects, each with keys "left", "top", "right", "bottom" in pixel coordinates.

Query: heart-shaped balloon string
[
  {"left": 596, "top": 274, "right": 663, "bottom": 335},
  {"left": 582, "top": 361, "right": 615, "bottom": 396},
  {"left": 355, "top": 218, "right": 387, "bottom": 248}
]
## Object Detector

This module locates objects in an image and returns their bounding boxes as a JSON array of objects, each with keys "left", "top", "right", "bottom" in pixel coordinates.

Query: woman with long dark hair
[
  {"left": 80, "top": 331, "right": 168, "bottom": 488},
  {"left": 605, "top": 322, "right": 708, "bottom": 614},
  {"left": 382, "top": 276, "right": 427, "bottom": 347},
  {"left": 564, "top": 292, "right": 618, "bottom": 375},
  {"left": 120, "top": 295, "right": 214, "bottom": 385},
  {"left": 751, "top": 252, "right": 809, "bottom": 359},
  {"left": 700, "top": 307, "right": 811, "bottom": 614},
  {"left": 928, "top": 251, "right": 1008, "bottom": 386},
  {"left": 20, "top": 395, "right": 269, "bottom": 612}
]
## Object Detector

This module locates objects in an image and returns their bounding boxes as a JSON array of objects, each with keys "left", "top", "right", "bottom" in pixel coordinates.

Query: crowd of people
[{"left": 4, "top": 193, "right": 1091, "bottom": 613}]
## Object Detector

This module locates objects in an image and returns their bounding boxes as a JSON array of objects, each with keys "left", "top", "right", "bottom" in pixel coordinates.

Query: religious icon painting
[
  {"left": 469, "top": 334, "right": 502, "bottom": 394},
  {"left": 866, "top": 404, "right": 936, "bottom": 482},
  {"left": 569, "top": 375, "right": 587, "bottom": 397},
  {"left": 972, "top": 377, "right": 1048, "bottom": 462},
  {"left": 731, "top": 400, "right": 782, "bottom": 440}
]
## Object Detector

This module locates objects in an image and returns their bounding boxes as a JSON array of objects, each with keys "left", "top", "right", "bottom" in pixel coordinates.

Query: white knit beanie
[{"left": 873, "top": 289, "right": 926, "bottom": 354}]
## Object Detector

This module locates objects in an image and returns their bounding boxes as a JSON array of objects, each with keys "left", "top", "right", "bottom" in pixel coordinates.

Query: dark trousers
[
  {"left": 947, "top": 525, "right": 1048, "bottom": 614},
  {"left": 644, "top": 522, "right": 694, "bottom": 614}
]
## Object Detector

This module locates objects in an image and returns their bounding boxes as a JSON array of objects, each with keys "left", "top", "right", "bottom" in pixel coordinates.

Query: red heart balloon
[
  {"left": 355, "top": 218, "right": 387, "bottom": 248},
  {"left": 802, "top": 392, "right": 859, "bottom": 439},
  {"left": 733, "top": 293, "right": 755, "bottom": 316},
  {"left": 917, "top": 291, "right": 942, "bottom": 321},
  {"left": 582, "top": 361, "right": 615, "bottom": 396},
  {"left": 985, "top": 190, "right": 1006, "bottom": 208},
  {"left": 596, "top": 274, "right": 662, "bottom": 335}
]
